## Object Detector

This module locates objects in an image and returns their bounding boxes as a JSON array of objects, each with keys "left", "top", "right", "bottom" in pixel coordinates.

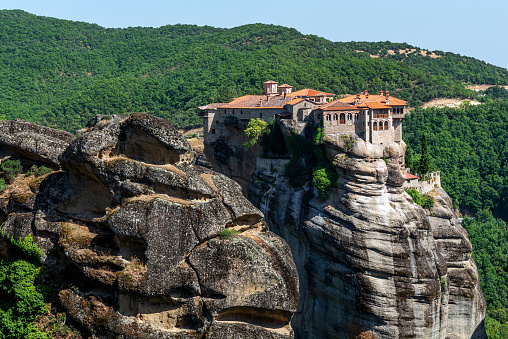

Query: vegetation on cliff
[
  {"left": 0, "top": 232, "right": 47, "bottom": 338},
  {"left": 0, "top": 10, "right": 506, "bottom": 133}
]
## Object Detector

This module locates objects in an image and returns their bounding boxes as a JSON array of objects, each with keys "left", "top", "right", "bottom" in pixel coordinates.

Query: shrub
[
  {"left": 0, "top": 234, "right": 47, "bottom": 339},
  {"left": 440, "top": 277, "right": 447, "bottom": 291},
  {"left": 26, "top": 165, "right": 52, "bottom": 177},
  {"left": 422, "top": 195, "right": 434, "bottom": 210},
  {"left": 312, "top": 162, "right": 338, "bottom": 199},
  {"left": 0, "top": 159, "right": 22, "bottom": 183},
  {"left": 406, "top": 188, "right": 423, "bottom": 206},
  {"left": 0, "top": 178, "right": 7, "bottom": 193},
  {"left": 405, "top": 189, "right": 434, "bottom": 210},
  {"left": 243, "top": 119, "right": 267, "bottom": 148},
  {"left": 220, "top": 228, "right": 238, "bottom": 239},
  {"left": 1, "top": 233, "right": 43, "bottom": 266}
]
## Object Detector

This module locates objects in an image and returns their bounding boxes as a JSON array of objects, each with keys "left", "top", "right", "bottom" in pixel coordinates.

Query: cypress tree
[{"left": 418, "top": 132, "right": 433, "bottom": 176}]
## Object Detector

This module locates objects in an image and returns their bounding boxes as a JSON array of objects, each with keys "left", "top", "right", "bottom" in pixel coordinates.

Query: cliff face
[
  {"left": 205, "top": 130, "right": 487, "bottom": 338},
  {"left": 0, "top": 116, "right": 299, "bottom": 338}
]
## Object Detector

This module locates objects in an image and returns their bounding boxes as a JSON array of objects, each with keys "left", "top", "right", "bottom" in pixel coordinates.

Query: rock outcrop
[
  {"left": 0, "top": 119, "right": 75, "bottom": 167},
  {"left": 206, "top": 131, "right": 487, "bottom": 338},
  {"left": 0, "top": 114, "right": 299, "bottom": 338}
]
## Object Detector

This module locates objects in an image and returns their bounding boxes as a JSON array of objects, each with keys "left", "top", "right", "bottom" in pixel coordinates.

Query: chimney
[
  {"left": 379, "top": 90, "right": 384, "bottom": 96},
  {"left": 386, "top": 91, "right": 390, "bottom": 104},
  {"left": 354, "top": 93, "right": 361, "bottom": 105},
  {"left": 365, "top": 90, "right": 369, "bottom": 101}
]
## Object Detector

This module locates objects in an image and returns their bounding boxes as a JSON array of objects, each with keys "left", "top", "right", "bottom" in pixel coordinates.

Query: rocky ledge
[
  {"left": 206, "top": 128, "right": 487, "bottom": 338},
  {"left": 0, "top": 114, "right": 299, "bottom": 338}
]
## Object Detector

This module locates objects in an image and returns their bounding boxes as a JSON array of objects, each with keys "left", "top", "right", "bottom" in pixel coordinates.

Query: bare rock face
[
  {"left": 0, "top": 119, "right": 75, "bottom": 167},
  {"left": 206, "top": 134, "right": 486, "bottom": 338},
  {"left": 0, "top": 113, "right": 299, "bottom": 338},
  {"left": 203, "top": 119, "right": 261, "bottom": 196}
]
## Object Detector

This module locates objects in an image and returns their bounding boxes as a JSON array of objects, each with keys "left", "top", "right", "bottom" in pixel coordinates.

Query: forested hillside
[
  {"left": 403, "top": 96, "right": 508, "bottom": 338},
  {"left": 1, "top": 10, "right": 507, "bottom": 133},
  {"left": 2, "top": 9, "right": 508, "bottom": 337}
]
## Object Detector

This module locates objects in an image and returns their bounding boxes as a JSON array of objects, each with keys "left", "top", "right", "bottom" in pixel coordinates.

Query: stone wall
[{"left": 403, "top": 171, "right": 442, "bottom": 195}]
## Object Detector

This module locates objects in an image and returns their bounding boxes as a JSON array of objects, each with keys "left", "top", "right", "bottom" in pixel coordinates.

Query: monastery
[
  {"left": 200, "top": 80, "right": 440, "bottom": 193},
  {"left": 200, "top": 80, "right": 406, "bottom": 150}
]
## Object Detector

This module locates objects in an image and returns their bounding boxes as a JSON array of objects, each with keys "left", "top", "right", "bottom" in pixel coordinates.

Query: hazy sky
[{"left": 3, "top": 0, "right": 508, "bottom": 71}]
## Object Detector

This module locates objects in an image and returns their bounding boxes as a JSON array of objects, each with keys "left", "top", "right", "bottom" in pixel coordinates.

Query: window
[
  {"left": 326, "top": 114, "right": 331, "bottom": 121},
  {"left": 384, "top": 121, "right": 389, "bottom": 130},
  {"left": 348, "top": 114, "right": 352, "bottom": 121},
  {"left": 317, "top": 114, "right": 321, "bottom": 119},
  {"left": 373, "top": 122, "right": 378, "bottom": 130},
  {"left": 260, "top": 113, "right": 263, "bottom": 118},
  {"left": 333, "top": 114, "right": 338, "bottom": 121},
  {"left": 211, "top": 129, "right": 216, "bottom": 134},
  {"left": 355, "top": 114, "right": 358, "bottom": 121},
  {"left": 240, "top": 110, "right": 243, "bottom": 115},
  {"left": 340, "top": 113, "right": 345, "bottom": 124}
]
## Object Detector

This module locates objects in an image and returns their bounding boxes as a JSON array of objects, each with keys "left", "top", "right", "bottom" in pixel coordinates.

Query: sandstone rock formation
[
  {"left": 206, "top": 130, "right": 487, "bottom": 338},
  {"left": 0, "top": 119, "right": 75, "bottom": 167},
  {"left": 0, "top": 114, "right": 299, "bottom": 338}
]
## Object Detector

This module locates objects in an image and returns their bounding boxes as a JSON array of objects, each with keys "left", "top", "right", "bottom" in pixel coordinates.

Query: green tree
[
  {"left": 418, "top": 133, "right": 433, "bottom": 176},
  {"left": 243, "top": 118, "right": 267, "bottom": 148}
]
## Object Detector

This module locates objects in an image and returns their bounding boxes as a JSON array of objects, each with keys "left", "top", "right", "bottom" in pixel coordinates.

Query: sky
[{"left": 3, "top": 0, "right": 508, "bottom": 70}]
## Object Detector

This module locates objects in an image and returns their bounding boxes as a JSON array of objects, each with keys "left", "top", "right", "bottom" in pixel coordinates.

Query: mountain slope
[{"left": 0, "top": 10, "right": 507, "bottom": 132}]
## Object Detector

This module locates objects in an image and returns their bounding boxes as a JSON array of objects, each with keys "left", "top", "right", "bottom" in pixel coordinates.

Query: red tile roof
[
  {"left": 339, "top": 93, "right": 407, "bottom": 106},
  {"left": 319, "top": 100, "right": 358, "bottom": 111},
  {"left": 287, "top": 88, "right": 335, "bottom": 97},
  {"left": 279, "top": 84, "right": 293, "bottom": 88},
  {"left": 286, "top": 98, "right": 304, "bottom": 105},
  {"left": 357, "top": 101, "right": 391, "bottom": 109},
  {"left": 220, "top": 95, "right": 293, "bottom": 109},
  {"left": 404, "top": 173, "right": 419, "bottom": 180},
  {"left": 263, "top": 80, "right": 278, "bottom": 84}
]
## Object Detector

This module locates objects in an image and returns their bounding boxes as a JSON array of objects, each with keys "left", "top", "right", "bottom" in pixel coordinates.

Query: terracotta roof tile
[
  {"left": 320, "top": 100, "right": 356, "bottom": 111},
  {"left": 287, "top": 88, "right": 335, "bottom": 97},
  {"left": 286, "top": 98, "right": 304, "bottom": 105},
  {"left": 279, "top": 84, "right": 293, "bottom": 88},
  {"left": 339, "top": 93, "right": 407, "bottom": 106},
  {"left": 263, "top": 80, "right": 278, "bottom": 84},
  {"left": 220, "top": 95, "right": 293, "bottom": 109},
  {"left": 404, "top": 173, "right": 419, "bottom": 180}
]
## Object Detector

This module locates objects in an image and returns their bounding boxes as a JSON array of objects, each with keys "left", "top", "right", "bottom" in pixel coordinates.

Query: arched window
[
  {"left": 384, "top": 121, "right": 389, "bottom": 130},
  {"left": 333, "top": 114, "right": 338, "bottom": 120},
  {"left": 340, "top": 113, "right": 345, "bottom": 124},
  {"left": 348, "top": 114, "right": 352, "bottom": 121},
  {"left": 373, "top": 122, "right": 378, "bottom": 131},
  {"left": 326, "top": 114, "right": 331, "bottom": 121}
]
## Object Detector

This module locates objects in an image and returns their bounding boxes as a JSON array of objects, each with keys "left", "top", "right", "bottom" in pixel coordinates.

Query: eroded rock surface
[
  {"left": 206, "top": 132, "right": 486, "bottom": 338},
  {"left": 0, "top": 119, "right": 75, "bottom": 167},
  {"left": 0, "top": 113, "right": 298, "bottom": 338}
]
